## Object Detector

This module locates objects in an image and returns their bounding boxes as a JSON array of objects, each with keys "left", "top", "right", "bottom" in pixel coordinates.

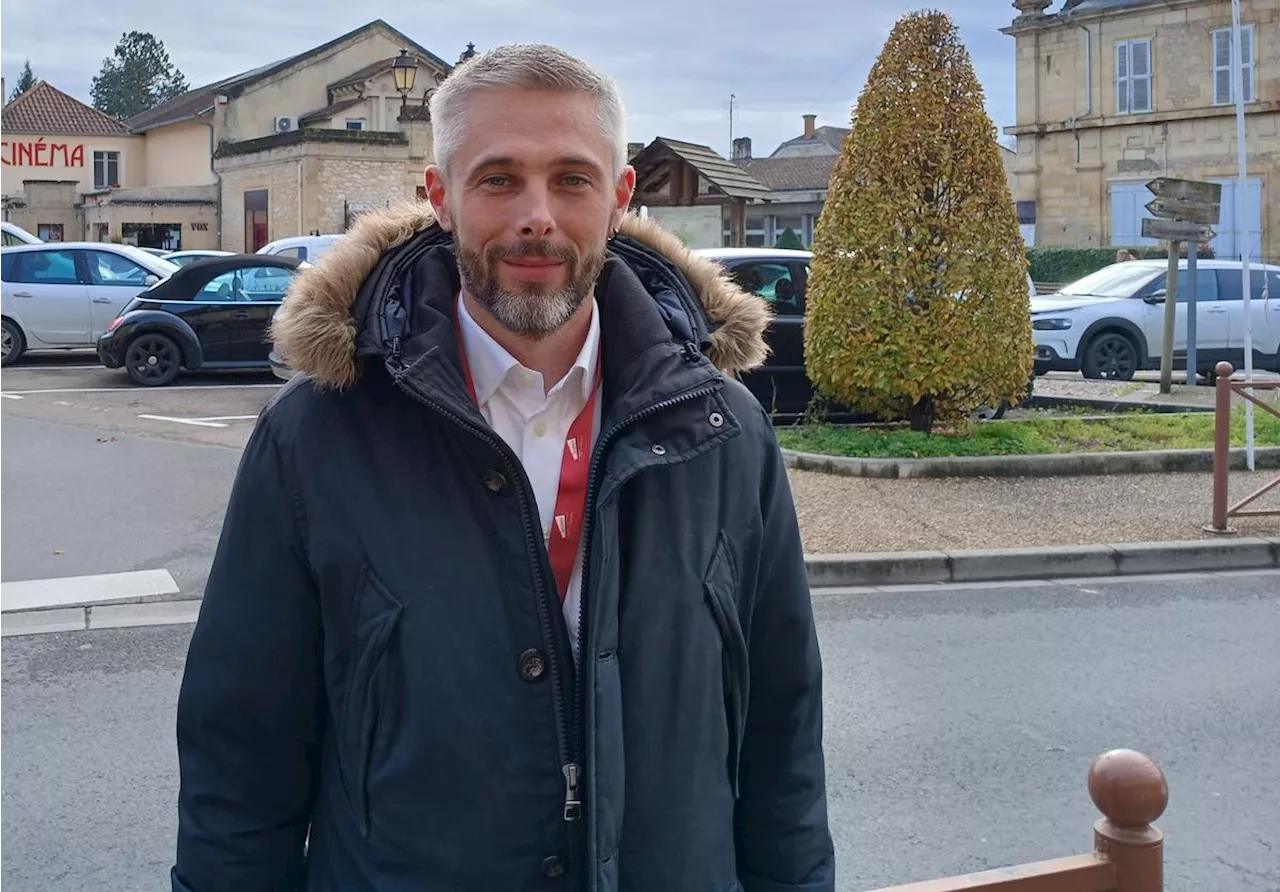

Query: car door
[
  {"left": 228, "top": 265, "right": 296, "bottom": 361},
  {"left": 728, "top": 259, "right": 809, "bottom": 416},
  {"left": 81, "top": 249, "right": 159, "bottom": 339},
  {"left": 1217, "top": 266, "right": 1280, "bottom": 370},
  {"left": 182, "top": 270, "right": 241, "bottom": 363},
  {"left": 1133, "top": 266, "right": 1223, "bottom": 364},
  {"left": 3, "top": 249, "right": 92, "bottom": 346}
]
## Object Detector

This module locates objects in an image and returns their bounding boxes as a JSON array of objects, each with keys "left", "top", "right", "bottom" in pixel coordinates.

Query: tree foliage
[
  {"left": 804, "top": 10, "right": 1033, "bottom": 433},
  {"left": 775, "top": 227, "right": 805, "bottom": 250},
  {"left": 91, "top": 31, "right": 189, "bottom": 121},
  {"left": 9, "top": 60, "right": 38, "bottom": 103}
]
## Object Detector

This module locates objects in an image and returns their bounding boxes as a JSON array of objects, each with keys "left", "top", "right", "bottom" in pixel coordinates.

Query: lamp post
[{"left": 391, "top": 49, "right": 418, "bottom": 117}]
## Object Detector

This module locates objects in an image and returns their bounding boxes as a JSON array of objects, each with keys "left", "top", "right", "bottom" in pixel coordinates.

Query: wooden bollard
[{"left": 1088, "top": 749, "right": 1168, "bottom": 892}]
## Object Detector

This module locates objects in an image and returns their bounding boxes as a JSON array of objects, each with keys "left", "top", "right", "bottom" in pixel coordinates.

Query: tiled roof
[
  {"left": 128, "top": 19, "right": 453, "bottom": 133},
  {"left": 770, "top": 125, "right": 850, "bottom": 157},
  {"left": 328, "top": 53, "right": 444, "bottom": 91},
  {"left": 299, "top": 97, "right": 366, "bottom": 124},
  {"left": 645, "top": 138, "right": 771, "bottom": 200},
  {"left": 740, "top": 155, "right": 838, "bottom": 193},
  {"left": 1, "top": 82, "right": 130, "bottom": 135}
]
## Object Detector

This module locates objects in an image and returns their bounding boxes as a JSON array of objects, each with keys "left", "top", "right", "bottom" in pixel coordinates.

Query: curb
[
  {"left": 805, "top": 537, "right": 1280, "bottom": 588},
  {"left": 783, "top": 445, "right": 1280, "bottom": 479},
  {"left": 1025, "top": 394, "right": 1212, "bottom": 414}
]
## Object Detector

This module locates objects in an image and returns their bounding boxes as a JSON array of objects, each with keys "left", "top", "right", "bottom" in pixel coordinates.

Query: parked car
[
  {"left": 2, "top": 221, "right": 42, "bottom": 246},
  {"left": 1031, "top": 259, "right": 1280, "bottom": 380},
  {"left": 96, "top": 254, "right": 306, "bottom": 386},
  {"left": 1, "top": 242, "right": 179, "bottom": 366},
  {"left": 258, "top": 234, "right": 343, "bottom": 263},
  {"left": 164, "top": 249, "right": 236, "bottom": 267}
]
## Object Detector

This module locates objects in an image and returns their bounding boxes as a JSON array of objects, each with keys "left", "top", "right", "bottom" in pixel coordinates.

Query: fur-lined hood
[{"left": 269, "top": 202, "right": 771, "bottom": 390}]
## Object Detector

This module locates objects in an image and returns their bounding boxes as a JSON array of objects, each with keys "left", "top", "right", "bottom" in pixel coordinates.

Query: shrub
[
  {"left": 774, "top": 227, "right": 805, "bottom": 250},
  {"left": 805, "top": 10, "right": 1034, "bottom": 433},
  {"left": 1028, "top": 244, "right": 1217, "bottom": 283}
]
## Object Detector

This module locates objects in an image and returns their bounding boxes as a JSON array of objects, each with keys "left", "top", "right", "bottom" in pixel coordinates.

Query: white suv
[{"left": 1031, "top": 259, "right": 1280, "bottom": 380}]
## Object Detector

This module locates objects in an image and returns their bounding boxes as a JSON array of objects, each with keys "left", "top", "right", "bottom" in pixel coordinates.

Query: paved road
[{"left": 4, "top": 570, "right": 1277, "bottom": 891}]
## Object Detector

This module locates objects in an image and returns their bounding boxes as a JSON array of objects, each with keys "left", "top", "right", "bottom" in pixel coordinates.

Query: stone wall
[{"left": 4, "top": 180, "right": 81, "bottom": 241}]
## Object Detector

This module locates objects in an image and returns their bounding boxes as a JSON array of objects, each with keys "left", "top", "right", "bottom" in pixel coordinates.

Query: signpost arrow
[
  {"left": 1142, "top": 218, "right": 1216, "bottom": 243},
  {"left": 1145, "top": 197, "right": 1221, "bottom": 225},
  {"left": 1146, "top": 177, "right": 1223, "bottom": 205}
]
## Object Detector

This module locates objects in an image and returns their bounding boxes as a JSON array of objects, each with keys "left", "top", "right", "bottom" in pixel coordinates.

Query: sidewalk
[
  {"left": 789, "top": 467, "right": 1279, "bottom": 553},
  {"left": 1030, "top": 371, "right": 1280, "bottom": 411}
]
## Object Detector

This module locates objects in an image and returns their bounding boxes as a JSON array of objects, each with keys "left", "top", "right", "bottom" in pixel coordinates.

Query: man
[{"left": 172, "top": 43, "right": 833, "bottom": 892}]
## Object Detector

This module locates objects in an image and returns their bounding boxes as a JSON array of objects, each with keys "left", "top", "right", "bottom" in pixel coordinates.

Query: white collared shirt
[{"left": 456, "top": 294, "right": 602, "bottom": 659}]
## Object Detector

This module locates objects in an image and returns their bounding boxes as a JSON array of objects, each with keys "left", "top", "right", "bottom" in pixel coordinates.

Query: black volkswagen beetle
[{"left": 97, "top": 253, "right": 306, "bottom": 386}]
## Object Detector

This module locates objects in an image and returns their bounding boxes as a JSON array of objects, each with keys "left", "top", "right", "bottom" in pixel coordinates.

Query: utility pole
[{"left": 728, "top": 93, "right": 735, "bottom": 156}]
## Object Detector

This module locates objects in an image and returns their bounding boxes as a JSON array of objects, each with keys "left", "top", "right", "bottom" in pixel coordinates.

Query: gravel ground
[{"left": 788, "top": 468, "right": 1280, "bottom": 553}]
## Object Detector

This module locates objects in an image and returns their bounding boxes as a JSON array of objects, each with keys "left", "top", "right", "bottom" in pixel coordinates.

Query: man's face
[{"left": 425, "top": 89, "right": 635, "bottom": 337}]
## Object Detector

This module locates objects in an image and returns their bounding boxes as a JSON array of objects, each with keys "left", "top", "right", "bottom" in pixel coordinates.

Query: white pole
[{"left": 1232, "top": 0, "right": 1254, "bottom": 470}]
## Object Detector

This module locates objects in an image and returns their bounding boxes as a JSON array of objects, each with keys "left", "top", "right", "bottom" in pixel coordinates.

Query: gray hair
[{"left": 428, "top": 44, "right": 628, "bottom": 180}]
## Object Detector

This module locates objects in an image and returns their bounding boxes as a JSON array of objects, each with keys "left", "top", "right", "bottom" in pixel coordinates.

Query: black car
[{"left": 97, "top": 254, "right": 305, "bottom": 386}]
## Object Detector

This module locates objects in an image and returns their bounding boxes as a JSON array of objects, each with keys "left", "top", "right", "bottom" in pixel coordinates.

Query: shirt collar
[{"left": 456, "top": 292, "right": 600, "bottom": 406}]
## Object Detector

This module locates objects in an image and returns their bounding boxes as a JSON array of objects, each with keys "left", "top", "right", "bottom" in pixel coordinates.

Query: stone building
[
  {"left": 1, "top": 20, "right": 470, "bottom": 251},
  {"left": 1002, "top": 0, "right": 1279, "bottom": 259}
]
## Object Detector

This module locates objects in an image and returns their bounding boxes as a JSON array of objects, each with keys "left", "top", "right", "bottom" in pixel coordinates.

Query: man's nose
[{"left": 515, "top": 183, "right": 555, "bottom": 239}]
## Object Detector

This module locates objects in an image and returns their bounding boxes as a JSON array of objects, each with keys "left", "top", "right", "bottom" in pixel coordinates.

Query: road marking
[
  {"left": 1, "top": 383, "right": 281, "bottom": 396},
  {"left": 0, "top": 393, "right": 24, "bottom": 400},
  {"left": 1, "top": 569, "right": 180, "bottom": 613},
  {"left": 136, "top": 413, "right": 259, "bottom": 428}
]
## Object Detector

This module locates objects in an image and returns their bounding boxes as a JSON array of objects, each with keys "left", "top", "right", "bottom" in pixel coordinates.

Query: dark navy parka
[{"left": 171, "top": 203, "right": 835, "bottom": 892}]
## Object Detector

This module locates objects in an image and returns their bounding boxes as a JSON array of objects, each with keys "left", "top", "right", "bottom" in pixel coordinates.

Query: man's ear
[
  {"left": 612, "top": 165, "right": 637, "bottom": 233},
  {"left": 424, "top": 165, "right": 453, "bottom": 232}
]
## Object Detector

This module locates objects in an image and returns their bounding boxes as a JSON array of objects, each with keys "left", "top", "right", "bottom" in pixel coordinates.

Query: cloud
[{"left": 2, "top": 0, "right": 1019, "bottom": 157}]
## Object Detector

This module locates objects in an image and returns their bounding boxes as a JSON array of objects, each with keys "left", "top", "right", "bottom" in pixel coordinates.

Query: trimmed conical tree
[
  {"left": 804, "top": 10, "right": 1033, "bottom": 433},
  {"left": 775, "top": 227, "right": 805, "bottom": 250}
]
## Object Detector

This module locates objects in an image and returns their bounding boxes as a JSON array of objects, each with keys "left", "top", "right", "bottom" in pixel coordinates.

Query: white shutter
[
  {"left": 1116, "top": 41, "right": 1130, "bottom": 114},
  {"left": 1130, "top": 40, "right": 1152, "bottom": 112},
  {"left": 1213, "top": 29, "right": 1232, "bottom": 104},
  {"left": 1242, "top": 25, "right": 1255, "bottom": 102}
]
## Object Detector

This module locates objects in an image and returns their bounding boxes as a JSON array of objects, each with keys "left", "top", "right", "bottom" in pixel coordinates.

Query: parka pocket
[
  {"left": 340, "top": 565, "right": 404, "bottom": 838},
  {"left": 702, "top": 532, "right": 748, "bottom": 799}
]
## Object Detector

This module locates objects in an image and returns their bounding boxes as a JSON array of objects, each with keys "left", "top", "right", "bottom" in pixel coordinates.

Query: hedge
[{"left": 1028, "top": 244, "right": 1216, "bottom": 283}]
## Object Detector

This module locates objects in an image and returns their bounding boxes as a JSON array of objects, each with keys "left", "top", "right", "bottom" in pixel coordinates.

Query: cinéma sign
[{"left": 1, "top": 139, "right": 86, "bottom": 167}]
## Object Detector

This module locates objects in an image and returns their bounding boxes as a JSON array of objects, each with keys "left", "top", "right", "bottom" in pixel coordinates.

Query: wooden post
[
  {"left": 1208, "top": 361, "right": 1236, "bottom": 533},
  {"left": 1088, "top": 749, "right": 1168, "bottom": 892},
  {"left": 729, "top": 201, "right": 746, "bottom": 247}
]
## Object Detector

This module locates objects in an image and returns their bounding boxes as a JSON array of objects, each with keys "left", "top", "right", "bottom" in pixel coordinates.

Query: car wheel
[
  {"left": 1, "top": 318, "right": 24, "bottom": 367},
  {"left": 972, "top": 402, "right": 1009, "bottom": 421},
  {"left": 1081, "top": 332, "right": 1138, "bottom": 381},
  {"left": 125, "top": 332, "right": 182, "bottom": 386}
]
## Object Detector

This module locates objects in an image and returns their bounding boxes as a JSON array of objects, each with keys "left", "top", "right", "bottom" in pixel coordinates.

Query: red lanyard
[{"left": 454, "top": 305, "right": 601, "bottom": 602}]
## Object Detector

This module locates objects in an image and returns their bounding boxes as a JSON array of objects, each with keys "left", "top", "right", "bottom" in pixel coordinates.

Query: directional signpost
[{"left": 1144, "top": 177, "right": 1222, "bottom": 392}]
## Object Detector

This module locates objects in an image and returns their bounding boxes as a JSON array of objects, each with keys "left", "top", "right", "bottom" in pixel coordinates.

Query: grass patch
[{"left": 776, "top": 405, "right": 1280, "bottom": 459}]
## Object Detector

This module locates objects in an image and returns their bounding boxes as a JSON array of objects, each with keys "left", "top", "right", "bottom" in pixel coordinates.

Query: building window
[
  {"left": 93, "top": 151, "right": 120, "bottom": 189},
  {"left": 95, "top": 223, "right": 110, "bottom": 241},
  {"left": 37, "top": 223, "right": 64, "bottom": 241},
  {"left": 123, "top": 222, "right": 181, "bottom": 251},
  {"left": 1212, "top": 25, "right": 1255, "bottom": 105},
  {"left": 345, "top": 118, "right": 366, "bottom": 130},
  {"left": 1115, "top": 39, "right": 1152, "bottom": 114},
  {"left": 244, "top": 189, "right": 269, "bottom": 252}
]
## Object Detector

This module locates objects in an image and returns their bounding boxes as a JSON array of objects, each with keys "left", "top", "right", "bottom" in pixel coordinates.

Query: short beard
[{"left": 456, "top": 237, "right": 606, "bottom": 339}]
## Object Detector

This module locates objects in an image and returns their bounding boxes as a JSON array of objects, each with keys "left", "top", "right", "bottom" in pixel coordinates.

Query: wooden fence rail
[
  {"left": 1208, "top": 361, "right": 1280, "bottom": 533},
  {"left": 862, "top": 749, "right": 1167, "bottom": 892}
]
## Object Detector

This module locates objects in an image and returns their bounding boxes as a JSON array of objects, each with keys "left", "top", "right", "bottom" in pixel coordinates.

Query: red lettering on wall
[{"left": 1, "top": 140, "right": 87, "bottom": 167}]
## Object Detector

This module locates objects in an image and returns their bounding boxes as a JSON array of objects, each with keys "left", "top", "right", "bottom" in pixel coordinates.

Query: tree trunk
[{"left": 909, "top": 396, "right": 935, "bottom": 434}]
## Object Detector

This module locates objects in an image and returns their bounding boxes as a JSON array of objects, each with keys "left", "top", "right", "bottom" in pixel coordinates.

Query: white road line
[
  {"left": 1, "top": 383, "right": 281, "bottom": 395},
  {"left": 0, "top": 393, "right": 24, "bottom": 400},
  {"left": 137, "top": 414, "right": 230, "bottom": 428},
  {"left": 186, "top": 415, "right": 260, "bottom": 422},
  {"left": 0, "top": 569, "right": 180, "bottom": 613}
]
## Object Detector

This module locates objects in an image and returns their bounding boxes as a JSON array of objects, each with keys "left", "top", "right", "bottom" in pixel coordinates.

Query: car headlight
[{"left": 1032, "top": 317, "right": 1073, "bottom": 331}]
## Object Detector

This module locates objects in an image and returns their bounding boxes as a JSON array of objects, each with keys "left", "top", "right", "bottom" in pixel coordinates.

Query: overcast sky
[{"left": 2, "top": 0, "right": 1030, "bottom": 158}]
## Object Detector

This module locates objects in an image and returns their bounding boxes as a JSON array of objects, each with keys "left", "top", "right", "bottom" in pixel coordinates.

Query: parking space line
[
  {"left": 137, "top": 414, "right": 233, "bottom": 428},
  {"left": 0, "top": 393, "right": 24, "bottom": 400},
  {"left": 1, "top": 384, "right": 282, "bottom": 396},
  {"left": 1, "top": 569, "right": 180, "bottom": 613},
  {"left": 187, "top": 415, "right": 260, "bottom": 422}
]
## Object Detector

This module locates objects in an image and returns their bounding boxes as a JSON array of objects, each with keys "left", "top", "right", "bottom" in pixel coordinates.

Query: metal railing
[
  {"left": 1208, "top": 361, "right": 1280, "bottom": 533},
  {"left": 861, "top": 749, "right": 1167, "bottom": 892}
]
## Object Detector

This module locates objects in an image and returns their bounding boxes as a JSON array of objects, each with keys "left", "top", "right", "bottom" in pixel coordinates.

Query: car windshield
[{"left": 1057, "top": 263, "right": 1162, "bottom": 298}]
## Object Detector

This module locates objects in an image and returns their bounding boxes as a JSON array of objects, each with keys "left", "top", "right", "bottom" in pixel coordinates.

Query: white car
[
  {"left": 257, "top": 234, "right": 343, "bottom": 263},
  {"left": 2, "top": 221, "right": 42, "bottom": 246},
  {"left": 1031, "top": 259, "right": 1280, "bottom": 380},
  {"left": 164, "top": 249, "right": 236, "bottom": 268},
  {"left": 1, "top": 242, "right": 179, "bottom": 365}
]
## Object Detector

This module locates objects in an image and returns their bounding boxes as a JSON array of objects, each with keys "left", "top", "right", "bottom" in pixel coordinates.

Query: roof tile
[{"left": 1, "top": 82, "right": 130, "bottom": 136}]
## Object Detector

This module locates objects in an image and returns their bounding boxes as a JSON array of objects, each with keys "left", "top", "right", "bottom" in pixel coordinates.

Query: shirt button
[
  {"left": 541, "top": 855, "right": 566, "bottom": 878},
  {"left": 482, "top": 470, "right": 507, "bottom": 493},
  {"left": 519, "top": 648, "right": 546, "bottom": 682},
  {"left": 532, "top": 420, "right": 548, "bottom": 438}
]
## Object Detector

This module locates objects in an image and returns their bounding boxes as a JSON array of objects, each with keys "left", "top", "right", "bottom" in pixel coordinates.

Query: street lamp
[{"left": 391, "top": 49, "right": 418, "bottom": 115}]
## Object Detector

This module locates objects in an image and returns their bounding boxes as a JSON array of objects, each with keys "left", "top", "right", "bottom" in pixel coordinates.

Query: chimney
[
  {"left": 803, "top": 114, "right": 817, "bottom": 139},
  {"left": 731, "top": 136, "right": 752, "bottom": 161},
  {"left": 627, "top": 141, "right": 645, "bottom": 160}
]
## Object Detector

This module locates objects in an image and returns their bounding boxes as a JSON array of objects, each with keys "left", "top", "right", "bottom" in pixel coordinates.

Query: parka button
[
  {"left": 482, "top": 470, "right": 508, "bottom": 493},
  {"left": 541, "top": 855, "right": 566, "bottom": 878},
  {"left": 519, "top": 648, "right": 546, "bottom": 682}
]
